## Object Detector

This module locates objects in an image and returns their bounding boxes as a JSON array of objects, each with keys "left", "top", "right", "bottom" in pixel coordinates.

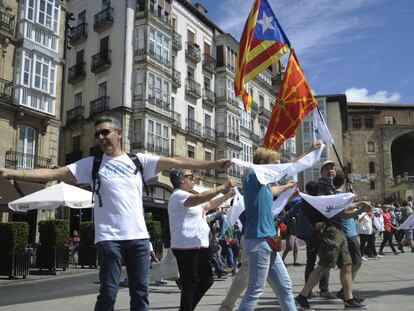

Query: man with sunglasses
[{"left": 0, "top": 116, "right": 231, "bottom": 311}]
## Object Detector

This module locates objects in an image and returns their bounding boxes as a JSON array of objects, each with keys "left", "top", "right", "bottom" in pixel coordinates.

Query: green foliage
[
  {"left": 0, "top": 222, "right": 29, "bottom": 251},
  {"left": 146, "top": 220, "right": 161, "bottom": 241},
  {"left": 38, "top": 220, "right": 69, "bottom": 247},
  {"left": 79, "top": 222, "right": 95, "bottom": 246}
]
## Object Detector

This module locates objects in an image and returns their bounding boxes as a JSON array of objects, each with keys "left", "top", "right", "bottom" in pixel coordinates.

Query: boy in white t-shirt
[{"left": 0, "top": 116, "right": 232, "bottom": 311}]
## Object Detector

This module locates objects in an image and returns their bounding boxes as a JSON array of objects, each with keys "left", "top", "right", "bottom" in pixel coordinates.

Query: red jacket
[{"left": 382, "top": 211, "right": 392, "bottom": 232}]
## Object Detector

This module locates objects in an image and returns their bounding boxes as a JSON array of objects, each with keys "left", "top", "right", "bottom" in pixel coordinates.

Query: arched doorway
[{"left": 390, "top": 132, "right": 414, "bottom": 177}]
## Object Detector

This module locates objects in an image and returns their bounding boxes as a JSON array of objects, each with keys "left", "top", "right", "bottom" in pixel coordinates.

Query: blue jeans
[
  {"left": 95, "top": 239, "right": 150, "bottom": 311},
  {"left": 239, "top": 238, "right": 296, "bottom": 311}
]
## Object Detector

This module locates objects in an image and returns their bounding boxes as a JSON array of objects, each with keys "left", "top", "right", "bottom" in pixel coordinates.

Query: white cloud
[{"left": 345, "top": 88, "right": 401, "bottom": 103}]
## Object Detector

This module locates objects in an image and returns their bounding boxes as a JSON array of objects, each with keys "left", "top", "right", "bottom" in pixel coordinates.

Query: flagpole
[{"left": 316, "top": 107, "right": 354, "bottom": 192}]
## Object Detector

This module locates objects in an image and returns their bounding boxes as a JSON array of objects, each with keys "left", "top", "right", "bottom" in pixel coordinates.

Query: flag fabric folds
[
  {"left": 312, "top": 107, "right": 334, "bottom": 145},
  {"left": 398, "top": 213, "right": 414, "bottom": 230},
  {"left": 235, "top": 0, "right": 290, "bottom": 111},
  {"left": 263, "top": 50, "right": 318, "bottom": 150},
  {"left": 300, "top": 192, "right": 356, "bottom": 219}
]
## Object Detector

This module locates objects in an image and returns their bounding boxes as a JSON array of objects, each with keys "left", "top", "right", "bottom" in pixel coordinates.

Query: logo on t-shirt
[{"left": 100, "top": 162, "right": 136, "bottom": 178}]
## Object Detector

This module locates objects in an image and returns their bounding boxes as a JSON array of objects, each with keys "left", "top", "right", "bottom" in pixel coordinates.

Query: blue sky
[{"left": 196, "top": 0, "right": 414, "bottom": 103}]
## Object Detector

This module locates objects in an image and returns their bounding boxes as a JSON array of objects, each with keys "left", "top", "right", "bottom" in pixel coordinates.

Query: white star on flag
[{"left": 257, "top": 12, "right": 274, "bottom": 34}]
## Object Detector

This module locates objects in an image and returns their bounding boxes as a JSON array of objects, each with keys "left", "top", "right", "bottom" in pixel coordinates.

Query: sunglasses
[
  {"left": 94, "top": 129, "right": 113, "bottom": 139},
  {"left": 183, "top": 174, "right": 195, "bottom": 181}
]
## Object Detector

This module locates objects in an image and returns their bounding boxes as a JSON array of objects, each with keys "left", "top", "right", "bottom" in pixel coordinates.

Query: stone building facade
[{"left": 343, "top": 102, "right": 414, "bottom": 202}]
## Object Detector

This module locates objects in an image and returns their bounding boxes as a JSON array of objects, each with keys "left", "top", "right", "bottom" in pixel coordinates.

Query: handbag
[{"left": 266, "top": 236, "right": 282, "bottom": 252}]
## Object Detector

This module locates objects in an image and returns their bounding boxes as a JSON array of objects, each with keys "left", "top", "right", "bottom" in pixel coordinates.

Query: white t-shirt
[
  {"left": 168, "top": 189, "right": 210, "bottom": 249},
  {"left": 67, "top": 153, "right": 160, "bottom": 243}
]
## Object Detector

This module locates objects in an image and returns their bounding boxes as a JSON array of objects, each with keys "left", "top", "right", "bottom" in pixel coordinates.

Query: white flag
[
  {"left": 226, "top": 187, "right": 245, "bottom": 225},
  {"left": 398, "top": 213, "right": 414, "bottom": 230},
  {"left": 373, "top": 212, "right": 384, "bottom": 231},
  {"left": 231, "top": 144, "right": 325, "bottom": 185},
  {"left": 272, "top": 187, "right": 295, "bottom": 217},
  {"left": 300, "top": 192, "right": 355, "bottom": 219},
  {"left": 312, "top": 108, "right": 334, "bottom": 145}
]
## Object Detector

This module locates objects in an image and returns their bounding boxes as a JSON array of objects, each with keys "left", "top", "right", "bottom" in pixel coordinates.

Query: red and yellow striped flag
[
  {"left": 235, "top": 0, "right": 291, "bottom": 111},
  {"left": 263, "top": 50, "right": 317, "bottom": 150}
]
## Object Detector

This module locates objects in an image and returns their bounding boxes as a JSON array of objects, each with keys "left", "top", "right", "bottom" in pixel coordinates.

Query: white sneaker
[
  {"left": 376, "top": 254, "right": 384, "bottom": 258},
  {"left": 362, "top": 256, "right": 368, "bottom": 261}
]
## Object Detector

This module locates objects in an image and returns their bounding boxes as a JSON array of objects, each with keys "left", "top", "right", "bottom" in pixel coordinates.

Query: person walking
[
  {"left": 168, "top": 169, "right": 235, "bottom": 311},
  {"left": 238, "top": 147, "right": 297, "bottom": 311},
  {"left": 0, "top": 116, "right": 231, "bottom": 311},
  {"left": 379, "top": 205, "right": 399, "bottom": 255}
]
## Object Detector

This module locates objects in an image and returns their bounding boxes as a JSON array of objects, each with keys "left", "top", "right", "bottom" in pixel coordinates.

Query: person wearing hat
[{"left": 295, "top": 160, "right": 371, "bottom": 310}]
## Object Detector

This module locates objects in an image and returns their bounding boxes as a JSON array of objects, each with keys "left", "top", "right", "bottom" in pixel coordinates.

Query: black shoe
[
  {"left": 319, "top": 290, "right": 335, "bottom": 298},
  {"left": 344, "top": 298, "right": 368, "bottom": 309},
  {"left": 295, "top": 295, "right": 314, "bottom": 310},
  {"left": 337, "top": 291, "right": 365, "bottom": 303}
]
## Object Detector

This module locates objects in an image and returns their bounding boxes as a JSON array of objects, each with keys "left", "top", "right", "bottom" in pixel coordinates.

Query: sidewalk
[{"left": 1, "top": 246, "right": 413, "bottom": 310}]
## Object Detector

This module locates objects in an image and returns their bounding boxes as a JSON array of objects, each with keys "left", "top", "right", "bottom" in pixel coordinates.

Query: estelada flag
[
  {"left": 263, "top": 50, "right": 317, "bottom": 149},
  {"left": 235, "top": 0, "right": 290, "bottom": 111}
]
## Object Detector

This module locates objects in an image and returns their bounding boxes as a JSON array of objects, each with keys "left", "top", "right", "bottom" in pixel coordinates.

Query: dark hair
[
  {"left": 169, "top": 169, "right": 185, "bottom": 189},
  {"left": 94, "top": 116, "right": 122, "bottom": 130},
  {"left": 333, "top": 170, "right": 346, "bottom": 189},
  {"left": 305, "top": 181, "right": 318, "bottom": 196}
]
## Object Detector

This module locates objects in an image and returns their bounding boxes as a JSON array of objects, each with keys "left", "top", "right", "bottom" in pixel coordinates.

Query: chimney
[{"left": 194, "top": 2, "right": 208, "bottom": 15}]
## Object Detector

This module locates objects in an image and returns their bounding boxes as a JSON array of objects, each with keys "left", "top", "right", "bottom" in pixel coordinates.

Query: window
[
  {"left": 188, "top": 145, "right": 195, "bottom": 158},
  {"left": 134, "top": 26, "right": 144, "bottom": 53},
  {"left": 78, "top": 10, "right": 86, "bottom": 23},
  {"left": 147, "top": 72, "right": 170, "bottom": 103},
  {"left": 352, "top": 117, "right": 361, "bottom": 129},
  {"left": 241, "top": 142, "right": 253, "bottom": 163},
  {"left": 146, "top": 27, "right": 170, "bottom": 64},
  {"left": 370, "top": 181, "right": 375, "bottom": 190},
  {"left": 36, "top": 0, "right": 60, "bottom": 32},
  {"left": 32, "top": 54, "right": 55, "bottom": 94},
  {"left": 259, "top": 95, "right": 264, "bottom": 108},
  {"left": 147, "top": 119, "right": 169, "bottom": 155},
  {"left": 365, "top": 116, "right": 373, "bottom": 128},
  {"left": 74, "top": 92, "right": 82, "bottom": 107},
  {"left": 72, "top": 135, "right": 81, "bottom": 151},
  {"left": 205, "top": 114, "right": 211, "bottom": 128},
  {"left": 216, "top": 45, "right": 223, "bottom": 67},
  {"left": 227, "top": 78, "right": 235, "bottom": 100},
  {"left": 17, "top": 125, "right": 36, "bottom": 169},
  {"left": 369, "top": 162, "right": 375, "bottom": 173},
  {"left": 133, "top": 71, "right": 144, "bottom": 100},
  {"left": 98, "top": 82, "right": 107, "bottom": 98},
  {"left": 384, "top": 115, "right": 394, "bottom": 125},
  {"left": 133, "top": 119, "right": 142, "bottom": 144},
  {"left": 367, "top": 141, "right": 375, "bottom": 153},
  {"left": 241, "top": 108, "right": 251, "bottom": 130}
]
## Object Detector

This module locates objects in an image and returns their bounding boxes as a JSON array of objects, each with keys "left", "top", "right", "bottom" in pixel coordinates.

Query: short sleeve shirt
[{"left": 67, "top": 153, "right": 160, "bottom": 243}]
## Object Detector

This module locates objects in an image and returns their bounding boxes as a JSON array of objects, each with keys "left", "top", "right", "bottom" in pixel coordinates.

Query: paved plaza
[{"left": 0, "top": 245, "right": 413, "bottom": 310}]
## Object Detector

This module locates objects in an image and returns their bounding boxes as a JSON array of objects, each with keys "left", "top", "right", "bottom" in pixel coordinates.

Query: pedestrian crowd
[{"left": 1, "top": 116, "right": 413, "bottom": 311}]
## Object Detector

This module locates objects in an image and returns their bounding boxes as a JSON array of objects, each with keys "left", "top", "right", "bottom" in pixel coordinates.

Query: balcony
[
  {"left": 90, "top": 96, "right": 109, "bottom": 116},
  {"left": 68, "top": 62, "right": 86, "bottom": 84},
  {"left": 94, "top": 7, "right": 113, "bottom": 32},
  {"left": 250, "top": 132, "right": 261, "bottom": 145},
  {"left": 186, "top": 118, "right": 202, "bottom": 137},
  {"left": 5, "top": 150, "right": 51, "bottom": 170},
  {"left": 216, "top": 95, "right": 240, "bottom": 112},
  {"left": 146, "top": 143, "right": 171, "bottom": 157},
  {"left": 202, "top": 54, "right": 216, "bottom": 73},
  {"left": 172, "top": 69, "right": 181, "bottom": 88},
  {"left": 203, "top": 126, "right": 216, "bottom": 142},
  {"left": 0, "top": 11, "right": 15, "bottom": 36},
  {"left": 65, "top": 150, "right": 83, "bottom": 165},
  {"left": 91, "top": 49, "right": 111, "bottom": 73},
  {"left": 259, "top": 106, "right": 272, "bottom": 119},
  {"left": 185, "top": 78, "right": 201, "bottom": 99},
  {"left": 146, "top": 3, "right": 171, "bottom": 29},
  {"left": 251, "top": 101, "right": 259, "bottom": 112},
  {"left": 0, "top": 77, "right": 13, "bottom": 103},
  {"left": 147, "top": 48, "right": 170, "bottom": 67},
  {"left": 69, "top": 23, "right": 87, "bottom": 45},
  {"left": 171, "top": 112, "right": 182, "bottom": 129},
  {"left": 172, "top": 31, "right": 182, "bottom": 50},
  {"left": 66, "top": 106, "right": 84, "bottom": 125},
  {"left": 202, "top": 88, "right": 215, "bottom": 107},
  {"left": 185, "top": 42, "right": 201, "bottom": 63}
]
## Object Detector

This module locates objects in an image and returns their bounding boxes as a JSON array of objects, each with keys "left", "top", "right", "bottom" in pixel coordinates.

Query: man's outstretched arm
[
  {"left": 0, "top": 167, "right": 76, "bottom": 184},
  {"left": 155, "top": 156, "right": 231, "bottom": 174}
]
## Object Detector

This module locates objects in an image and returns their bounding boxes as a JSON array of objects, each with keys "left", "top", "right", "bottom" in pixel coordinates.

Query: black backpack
[{"left": 91, "top": 152, "right": 149, "bottom": 207}]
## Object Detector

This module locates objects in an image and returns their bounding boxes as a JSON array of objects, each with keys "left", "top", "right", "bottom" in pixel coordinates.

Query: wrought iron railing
[
  {"left": 5, "top": 150, "right": 51, "bottom": 169},
  {"left": 90, "top": 96, "right": 109, "bottom": 115},
  {"left": 94, "top": 7, "right": 113, "bottom": 31}
]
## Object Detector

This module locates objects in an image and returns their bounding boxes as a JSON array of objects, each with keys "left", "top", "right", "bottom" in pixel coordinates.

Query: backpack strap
[
  {"left": 127, "top": 153, "right": 150, "bottom": 197},
  {"left": 91, "top": 152, "right": 103, "bottom": 207}
]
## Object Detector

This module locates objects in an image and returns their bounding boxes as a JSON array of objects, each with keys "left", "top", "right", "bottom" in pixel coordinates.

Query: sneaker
[
  {"left": 155, "top": 280, "right": 168, "bottom": 285},
  {"left": 295, "top": 295, "right": 314, "bottom": 310},
  {"left": 344, "top": 298, "right": 368, "bottom": 309},
  {"left": 376, "top": 254, "right": 384, "bottom": 258},
  {"left": 319, "top": 290, "right": 336, "bottom": 298},
  {"left": 337, "top": 291, "right": 366, "bottom": 303},
  {"left": 394, "top": 251, "right": 399, "bottom": 255},
  {"left": 378, "top": 251, "right": 386, "bottom": 255},
  {"left": 362, "top": 255, "right": 368, "bottom": 261}
]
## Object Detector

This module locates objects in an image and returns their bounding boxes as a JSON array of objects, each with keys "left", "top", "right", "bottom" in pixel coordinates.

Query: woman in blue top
[{"left": 239, "top": 147, "right": 297, "bottom": 311}]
